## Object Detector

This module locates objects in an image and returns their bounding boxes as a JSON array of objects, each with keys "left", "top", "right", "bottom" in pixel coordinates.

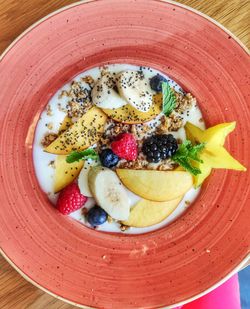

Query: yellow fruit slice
[
  {"left": 116, "top": 169, "right": 193, "bottom": 202},
  {"left": 122, "top": 196, "right": 183, "bottom": 227},
  {"left": 58, "top": 116, "right": 72, "bottom": 133},
  {"left": 102, "top": 93, "right": 162, "bottom": 124},
  {"left": 52, "top": 115, "right": 84, "bottom": 192},
  {"left": 185, "top": 122, "right": 204, "bottom": 144},
  {"left": 185, "top": 121, "right": 246, "bottom": 187},
  {"left": 185, "top": 122, "right": 236, "bottom": 146},
  {"left": 193, "top": 161, "right": 212, "bottom": 188},
  {"left": 45, "top": 107, "right": 107, "bottom": 154},
  {"left": 202, "top": 145, "right": 246, "bottom": 170},
  {"left": 54, "top": 155, "right": 84, "bottom": 193}
]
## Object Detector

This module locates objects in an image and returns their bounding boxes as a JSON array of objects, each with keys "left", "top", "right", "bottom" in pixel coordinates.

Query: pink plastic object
[{"left": 183, "top": 275, "right": 240, "bottom": 309}]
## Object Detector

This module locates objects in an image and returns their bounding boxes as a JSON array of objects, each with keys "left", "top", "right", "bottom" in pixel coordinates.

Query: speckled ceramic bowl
[{"left": 0, "top": 0, "right": 249, "bottom": 308}]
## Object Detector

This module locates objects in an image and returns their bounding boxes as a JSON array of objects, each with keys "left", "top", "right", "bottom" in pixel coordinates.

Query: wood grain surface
[{"left": 0, "top": 0, "right": 249, "bottom": 308}]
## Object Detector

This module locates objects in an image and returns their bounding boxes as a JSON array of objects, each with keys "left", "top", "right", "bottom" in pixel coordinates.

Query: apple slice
[
  {"left": 45, "top": 107, "right": 107, "bottom": 154},
  {"left": 116, "top": 169, "right": 193, "bottom": 202},
  {"left": 122, "top": 196, "right": 183, "bottom": 227},
  {"left": 102, "top": 93, "right": 162, "bottom": 124},
  {"left": 54, "top": 155, "right": 83, "bottom": 193}
]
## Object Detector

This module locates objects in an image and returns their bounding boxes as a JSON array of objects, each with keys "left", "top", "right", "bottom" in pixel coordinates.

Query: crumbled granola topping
[
  {"left": 157, "top": 162, "right": 175, "bottom": 171},
  {"left": 81, "top": 76, "right": 95, "bottom": 88},
  {"left": 167, "top": 113, "right": 183, "bottom": 131},
  {"left": 157, "top": 116, "right": 169, "bottom": 133},
  {"left": 174, "top": 91, "right": 196, "bottom": 113},
  {"left": 41, "top": 133, "right": 58, "bottom": 147},
  {"left": 59, "top": 81, "right": 93, "bottom": 121},
  {"left": 107, "top": 216, "right": 113, "bottom": 223},
  {"left": 157, "top": 114, "right": 183, "bottom": 133},
  {"left": 120, "top": 224, "right": 130, "bottom": 232},
  {"left": 117, "top": 159, "right": 148, "bottom": 170}
]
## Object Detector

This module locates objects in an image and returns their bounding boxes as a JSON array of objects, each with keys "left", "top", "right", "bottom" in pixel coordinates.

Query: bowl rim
[
  {"left": 1, "top": 248, "right": 249, "bottom": 308},
  {"left": 0, "top": 0, "right": 249, "bottom": 308}
]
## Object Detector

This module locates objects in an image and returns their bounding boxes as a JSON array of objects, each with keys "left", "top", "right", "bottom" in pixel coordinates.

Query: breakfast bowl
[{"left": 0, "top": 0, "right": 249, "bottom": 308}]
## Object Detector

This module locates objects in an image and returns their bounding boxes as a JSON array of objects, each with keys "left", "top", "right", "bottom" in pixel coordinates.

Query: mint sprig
[
  {"left": 162, "top": 82, "right": 176, "bottom": 116},
  {"left": 66, "top": 149, "right": 99, "bottom": 163},
  {"left": 172, "top": 140, "right": 205, "bottom": 175}
]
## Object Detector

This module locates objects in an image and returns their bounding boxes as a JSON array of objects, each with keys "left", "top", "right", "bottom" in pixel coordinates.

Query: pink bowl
[{"left": 0, "top": 1, "right": 249, "bottom": 308}]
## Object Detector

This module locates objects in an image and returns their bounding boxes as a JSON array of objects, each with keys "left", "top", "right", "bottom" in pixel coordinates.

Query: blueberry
[
  {"left": 150, "top": 74, "right": 167, "bottom": 92},
  {"left": 87, "top": 206, "right": 108, "bottom": 226},
  {"left": 99, "top": 149, "right": 119, "bottom": 168}
]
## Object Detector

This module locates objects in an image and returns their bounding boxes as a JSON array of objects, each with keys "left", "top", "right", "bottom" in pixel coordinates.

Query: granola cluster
[
  {"left": 174, "top": 91, "right": 196, "bottom": 113},
  {"left": 41, "top": 133, "right": 58, "bottom": 147},
  {"left": 59, "top": 79, "right": 94, "bottom": 121}
]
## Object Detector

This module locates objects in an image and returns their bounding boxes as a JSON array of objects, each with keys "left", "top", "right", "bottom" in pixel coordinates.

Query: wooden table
[{"left": 0, "top": 0, "right": 249, "bottom": 308}]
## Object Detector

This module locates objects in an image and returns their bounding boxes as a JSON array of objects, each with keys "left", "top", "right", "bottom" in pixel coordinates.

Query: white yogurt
[{"left": 33, "top": 64, "right": 205, "bottom": 234}]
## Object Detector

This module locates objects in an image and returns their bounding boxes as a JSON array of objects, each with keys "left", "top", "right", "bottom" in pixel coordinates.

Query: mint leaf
[
  {"left": 66, "top": 149, "right": 99, "bottom": 163},
  {"left": 162, "top": 82, "right": 176, "bottom": 116},
  {"left": 172, "top": 140, "right": 205, "bottom": 175}
]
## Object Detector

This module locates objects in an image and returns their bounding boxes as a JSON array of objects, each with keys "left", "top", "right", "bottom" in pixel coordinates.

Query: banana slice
[
  {"left": 78, "top": 160, "right": 99, "bottom": 197},
  {"left": 88, "top": 166, "right": 130, "bottom": 220},
  {"left": 116, "top": 70, "right": 154, "bottom": 112},
  {"left": 91, "top": 72, "right": 127, "bottom": 109}
]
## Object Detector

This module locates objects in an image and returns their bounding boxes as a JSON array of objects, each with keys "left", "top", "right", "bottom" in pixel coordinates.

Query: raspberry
[
  {"left": 111, "top": 133, "right": 138, "bottom": 161},
  {"left": 57, "top": 183, "right": 87, "bottom": 215}
]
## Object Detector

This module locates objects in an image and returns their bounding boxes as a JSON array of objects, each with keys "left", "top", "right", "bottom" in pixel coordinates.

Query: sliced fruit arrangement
[
  {"left": 45, "top": 107, "right": 107, "bottom": 154},
  {"left": 122, "top": 196, "right": 183, "bottom": 228},
  {"left": 116, "top": 169, "right": 193, "bottom": 202},
  {"left": 39, "top": 67, "right": 247, "bottom": 233}
]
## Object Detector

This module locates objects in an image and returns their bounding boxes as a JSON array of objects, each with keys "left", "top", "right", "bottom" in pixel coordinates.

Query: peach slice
[
  {"left": 54, "top": 155, "right": 83, "bottom": 193},
  {"left": 116, "top": 169, "right": 193, "bottom": 202},
  {"left": 122, "top": 196, "right": 183, "bottom": 227},
  {"left": 45, "top": 107, "right": 107, "bottom": 155}
]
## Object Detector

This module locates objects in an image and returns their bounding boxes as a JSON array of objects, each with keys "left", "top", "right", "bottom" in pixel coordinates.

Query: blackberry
[
  {"left": 99, "top": 149, "right": 119, "bottom": 168},
  {"left": 142, "top": 134, "right": 178, "bottom": 163},
  {"left": 150, "top": 74, "right": 167, "bottom": 92}
]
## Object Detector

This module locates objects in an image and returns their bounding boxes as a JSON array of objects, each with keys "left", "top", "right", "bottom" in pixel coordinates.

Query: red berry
[
  {"left": 111, "top": 133, "right": 138, "bottom": 161},
  {"left": 57, "top": 183, "right": 87, "bottom": 215}
]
